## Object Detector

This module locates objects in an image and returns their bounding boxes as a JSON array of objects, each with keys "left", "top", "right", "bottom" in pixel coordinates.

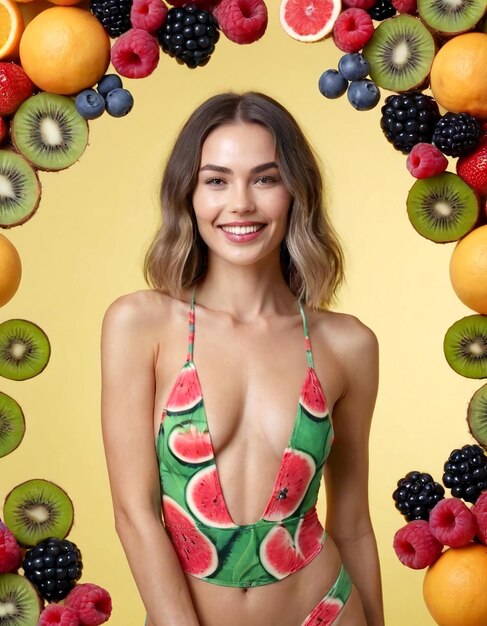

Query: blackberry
[
  {"left": 443, "top": 444, "right": 487, "bottom": 503},
  {"left": 380, "top": 92, "right": 440, "bottom": 154},
  {"left": 393, "top": 471, "right": 445, "bottom": 521},
  {"left": 432, "top": 112, "right": 482, "bottom": 157},
  {"left": 157, "top": 4, "right": 220, "bottom": 69},
  {"left": 368, "top": 0, "right": 396, "bottom": 20},
  {"left": 90, "top": 0, "right": 133, "bottom": 38},
  {"left": 22, "top": 537, "right": 83, "bottom": 601}
]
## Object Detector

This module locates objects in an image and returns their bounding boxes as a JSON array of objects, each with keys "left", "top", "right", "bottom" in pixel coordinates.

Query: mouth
[{"left": 219, "top": 223, "right": 266, "bottom": 235}]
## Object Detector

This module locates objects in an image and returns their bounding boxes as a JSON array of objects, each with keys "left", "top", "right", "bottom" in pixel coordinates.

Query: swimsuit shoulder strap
[
  {"left": 298, "top": 300, "right": 314, "bottom": 369},
  {"left": 187, "top": 286, "right": 196, "bottom": 363}
]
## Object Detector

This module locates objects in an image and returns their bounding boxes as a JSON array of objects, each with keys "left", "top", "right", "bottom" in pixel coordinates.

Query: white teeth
[{"left": 221, "top": 225, "right": 262, "bottom": 235}]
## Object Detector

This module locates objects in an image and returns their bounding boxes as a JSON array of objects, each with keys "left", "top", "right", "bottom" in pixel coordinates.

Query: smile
[{"left": 220, "top": 224, "right": 265, "bottom": 235}]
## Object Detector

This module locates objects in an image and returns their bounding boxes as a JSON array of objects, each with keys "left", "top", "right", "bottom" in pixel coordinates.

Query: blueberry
[
  {"left": 75, "top": 89, "right": 105, "bottom": 120},
  {"left": 347, "top": 79, "right": 380, "bottom": 111},
  {"left": 318, "top": 69, "right": 348, "bottom": 99},
  {"left": 338, "top": 53, "right": 370, "bottom": 81},
  {"left": 97, "top": 74, "right": 123, "bottom": 98},
  {"left": 105, "top": 88, "right": 134, "bottom": 118}
]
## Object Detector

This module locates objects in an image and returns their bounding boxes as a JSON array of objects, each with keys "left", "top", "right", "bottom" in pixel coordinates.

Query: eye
[
  {"left": 205, "top": 177, "right": 226, "bottom": 186},
  {"left": 257, "top": 176, "right": 278, "bottom": 185}
]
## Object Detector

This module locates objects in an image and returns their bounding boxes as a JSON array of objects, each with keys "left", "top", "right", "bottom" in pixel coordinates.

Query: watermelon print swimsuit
[{"left": 153, "top": 290, "right": 352, "bottom": 625}]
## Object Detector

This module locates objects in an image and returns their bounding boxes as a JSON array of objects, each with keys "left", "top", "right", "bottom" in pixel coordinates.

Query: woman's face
[{"left": 192, "top": 122, "right": 293, "bottom": 268}]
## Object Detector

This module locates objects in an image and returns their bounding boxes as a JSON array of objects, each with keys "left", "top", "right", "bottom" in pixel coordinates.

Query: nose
[{"left": 230, "top": 182, "right": 255, "bottom": 214}]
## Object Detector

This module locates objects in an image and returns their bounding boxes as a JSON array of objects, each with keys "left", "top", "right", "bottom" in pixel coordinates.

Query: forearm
[
  {"left": 334, "top": 526, "right": 384, "bottom": 626},
  {"left": 116, "top": 513, "right": 200, "bottom": 626}
]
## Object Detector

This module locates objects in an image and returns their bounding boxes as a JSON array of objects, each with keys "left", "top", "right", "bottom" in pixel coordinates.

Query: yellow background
[{"left": 2, "top": 2, "right": 482, "bottom": 624}]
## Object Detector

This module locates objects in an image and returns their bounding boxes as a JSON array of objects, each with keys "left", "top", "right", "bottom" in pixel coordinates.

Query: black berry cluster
[
  {"left": 380, "top": 92, "right": 440, "bottom": 154},
  {"left": 157, "top": 4, "right": 220, "bottom": 69},
  {"left": 392, "top": 471, "right": 445, "bottom": 521},
  {"left": 22, "top": 537, "right": 83, "bottom": 601},
  {"left": 432, "top": 113, "right": 482, "bottom": 157},
  {"left": 368, "top": 0, "right": 396, "bottom": 20},
  {"left": 443, "top": 444, "right": 487, "bottom": 503},
  {"left": 90, "top": 0, "right": 133, "bottom": 38}
]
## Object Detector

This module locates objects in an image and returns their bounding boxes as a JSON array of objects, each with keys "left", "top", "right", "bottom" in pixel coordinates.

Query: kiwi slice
[
  {"left": 363, "top": 15, "right": 436, "bottom": 92},
  {"left": 0, "top": 392, "right": 25, "bottom": 458},
  {"left": 444, "top": 315, "right": 487, "bottom": 378},
  {"left": 407, "top": 172, "right": 479, "bottom": 243},
  {"left": 0, "top": 319, "right": 50, "bottom": 381},
  {"left": 3, "top": 479, "right": 74, "bottom": 547},
  {"left": 0, "top": 573, "right": 42, "bottom": 625},
  {"left": 11, "top": 93, "right": 88, "bottom": 172},
  {"left": 0, "top": 151, "right": 41, "bottom": 229},
  {"left": 418, "top": 0, "right": 486, "bottom": 34},
  {"left": 467, "top": 383, "right": 487, "bottom": 449}
]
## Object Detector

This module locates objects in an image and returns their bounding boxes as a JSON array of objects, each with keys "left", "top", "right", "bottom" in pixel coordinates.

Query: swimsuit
[{"left": 151, "top": 290, "right": 352, "bottom": 624}]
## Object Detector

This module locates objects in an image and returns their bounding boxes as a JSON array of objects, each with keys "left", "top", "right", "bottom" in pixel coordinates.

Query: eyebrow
[{"left": 199, "top": 161, "right": 279, "bottom": 174}]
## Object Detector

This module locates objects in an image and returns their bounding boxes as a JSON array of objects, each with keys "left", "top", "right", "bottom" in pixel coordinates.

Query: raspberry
[
  {"left": 111, "top": 28, "right": 160, "bottom": 78},
  {"left": 38, "top": 604, "right": 80, "bottom": 626},
  {"left": 429, "top": 498, "right": 476, "bottom": 547},
  {"left": 213, "top": 0, "right": 267, "bottom": 44},
  {"left": 65, "top": 583, "right": 112, "bottom": 626},
  {"left": 393, "top": 520, "right": 443, "bottom": 569},
  {"left": 130, "top": 0, "right": 168, "bottom": 32},
  {"left": 0, "top": 520, "right": 21, "bottom": 573},
  {"left": 406, "top": 143, "right": 448, "bottom": 179},
  {"left": 342, "top": 0, "right": 376, "bottom": 10},
  {"left": 472, "top": 490, "right": 487, "bottom": 544},
  {"left": 391, "top": 0, "right": 417, "bottom": 13},
  {"left": 332, "top": 9, "right": 374, "bottom": 53}
]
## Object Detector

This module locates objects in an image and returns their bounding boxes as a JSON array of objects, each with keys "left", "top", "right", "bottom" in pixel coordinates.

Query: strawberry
[
  {"left": 457, "top": 139, "right": 487, "bottom": 197},
  {"left": 0, "top": 62, "right": 34, "bottom": 117},
  {"left": 0, "top": 118, "right": 8, "bottom": 145}
]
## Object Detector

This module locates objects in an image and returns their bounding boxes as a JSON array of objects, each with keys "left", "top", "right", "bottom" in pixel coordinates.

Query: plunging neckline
[{"left": 159, "top": 289, "right": 330, "bottom": 528}]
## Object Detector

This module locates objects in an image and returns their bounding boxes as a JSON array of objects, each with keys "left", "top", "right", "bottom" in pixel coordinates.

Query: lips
[{"left": 220, "top": 224, "right": 265, "bottom": 235}]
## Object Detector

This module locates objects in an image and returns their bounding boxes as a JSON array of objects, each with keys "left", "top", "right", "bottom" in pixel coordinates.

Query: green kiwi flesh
[
  {"left": 0, "top": 573, "right": 42, "bottom": 625},
  {"left": 363, "top": 15, "right": 435, "bottom": 92},
  {"left": 0, "top": 392, "right": 25, "bottom": 458},
  {"left": 444, "top": 315, "right": 487, "bottom": 379},
  {"left": 418, "top": 0, "right": 486, "bottom": 34},
  {"left": 3, "top": 479, "right": 74, "bottom": 547},
  {"left": 12, "top": 93, "right": 88, "bottom": 172},
  {"left": 0, "top": 151, "right": 41, "bottom": 229},
  {"left": 407, "top": 172, "right": 479, "bottom": 243},
  {"left": 0, "top": 319, "right": 50, "bottom": 381},
  {"left": 467, "top": 382, "right": 487, "bottom": 450}
]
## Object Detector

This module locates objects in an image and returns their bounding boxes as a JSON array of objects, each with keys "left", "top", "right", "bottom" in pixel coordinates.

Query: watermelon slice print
[
  {"left": 167, "top": 422, "right": 214, "bottom": 464},
  {"left": 262, "top": 448, "right": 316, "bottom": 521},
  {"left": 259, "top": 524, "right": 304, "bottom": 579},
  {"left": 295, "top": 508, "right": 326, "bottom": 559},
  {"left": 301, "top": 597, "right": 343, "bottom": 626},
  {"left": 300, "top": 368, "right": 328, "bottom": 420},
  {"left": 162, "top": 496, "right": 218, "bottom": 578},
  {"left": 186, "top": 464, "right": 235, "bottom": 528},
  {"left": 165, "top": 362, "right": 202, "bottom": 413}
]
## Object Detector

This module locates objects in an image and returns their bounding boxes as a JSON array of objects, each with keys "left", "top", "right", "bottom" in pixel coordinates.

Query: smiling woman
[{"left": 100, "top": 91, "right": 384, "bottom": 626}]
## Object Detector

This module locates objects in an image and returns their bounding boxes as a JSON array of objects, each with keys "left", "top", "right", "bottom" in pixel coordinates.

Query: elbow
[{"left": 113, "top": 503, "right": 163, "bottom": 537}]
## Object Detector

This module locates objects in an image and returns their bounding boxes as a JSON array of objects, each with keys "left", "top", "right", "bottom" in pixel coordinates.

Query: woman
[{"left": 101, "top": 91, "right": 384, "bottom": 626}]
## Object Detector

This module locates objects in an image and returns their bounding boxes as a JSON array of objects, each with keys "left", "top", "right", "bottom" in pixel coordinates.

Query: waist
[{"left": 163, "top": 498, "right": 326, "bottom": 588}]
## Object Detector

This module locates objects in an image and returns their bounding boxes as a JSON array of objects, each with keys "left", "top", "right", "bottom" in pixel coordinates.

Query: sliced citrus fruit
[
  {"left": 280, "top": 0, "right": 341, "bottom": 42},
  {"left": 0, "top": 0, "right": 24, "bottom": 60}
]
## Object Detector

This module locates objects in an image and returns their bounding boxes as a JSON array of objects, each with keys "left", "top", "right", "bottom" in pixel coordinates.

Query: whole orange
[
  {"left": 430, "top": 33, "right": 487, "bottom": 119},
  {"left": 0, "top": 233, "right": 21, "bottom": 306},
  {"left": 424, "top": 544, "right": 487, "bottom": 626},
  {"left": 450, "top": 225, "right": 487, "bottom": 314},
  {"left": 19, "top": 7, "right": 110, "bottom": 95}
]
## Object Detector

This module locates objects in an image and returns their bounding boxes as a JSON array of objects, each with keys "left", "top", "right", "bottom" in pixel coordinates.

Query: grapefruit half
[{"left": 280, "top": 0, "right": 342, "bottom": 42}]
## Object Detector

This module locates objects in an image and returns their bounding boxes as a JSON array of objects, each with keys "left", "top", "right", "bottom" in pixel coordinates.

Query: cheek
[{"left": 192, "top": 187, "right": 223, "bottom": 223}]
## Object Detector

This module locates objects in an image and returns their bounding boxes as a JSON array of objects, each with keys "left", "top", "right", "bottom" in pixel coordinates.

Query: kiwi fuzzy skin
[{"left": 0, "top": 150, "right": 42, "bottom": 229}]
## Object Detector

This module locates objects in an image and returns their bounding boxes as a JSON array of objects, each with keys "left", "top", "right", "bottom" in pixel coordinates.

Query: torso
[{"left": 140, "top": 288, "right": 357, "bottom": 626}]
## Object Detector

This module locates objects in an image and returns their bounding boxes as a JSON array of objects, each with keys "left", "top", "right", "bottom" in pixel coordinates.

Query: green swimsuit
[{"left": 152, "top": 291, "right": 352, "bottom": 624}]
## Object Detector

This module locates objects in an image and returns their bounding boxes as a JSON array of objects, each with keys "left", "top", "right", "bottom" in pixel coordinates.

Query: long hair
[{"left": 143, "top": 91, "right": 345, "bottom": 309}]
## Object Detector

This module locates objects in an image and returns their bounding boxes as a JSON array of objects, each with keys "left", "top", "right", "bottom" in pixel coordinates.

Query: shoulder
[
  {"left": 311, "top": 308, "right": 378, "bottom": 360},
  {"left": 102, "top": 289, "right": 177, "bottom": 333}
]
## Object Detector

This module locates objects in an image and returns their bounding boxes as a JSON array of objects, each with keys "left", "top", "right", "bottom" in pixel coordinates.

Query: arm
[
  {"left": 323, "top": 319, "right": 384, "bottom": 626},
  {"left": 101, "top": 295, "right": 200, "bottom": 626}
]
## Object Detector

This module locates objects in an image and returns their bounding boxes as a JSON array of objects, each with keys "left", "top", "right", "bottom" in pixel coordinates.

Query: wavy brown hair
[{"left": 144, "top": 91, "right": 345, "bottom": 309}]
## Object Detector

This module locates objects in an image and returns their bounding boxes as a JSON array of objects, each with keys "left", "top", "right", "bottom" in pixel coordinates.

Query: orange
[
  {"left": 450, "top": 225, "right": 487, "bottom": 315},
  {"left": 424, "top": 544, "right": 487, "bottom": 626},
  {"left": 0, "top": 233, "right": 21, "bottom": 307},
  {"left": 430, "top": 33, "right": 487, "bottom": 119},
  {"left": 19, "top": 7, "right": 110, "bottom": 95},
  {"left": 0, "top": 0, "right": 24, "bottom": 60},
  {"left": 48, "top": 0, "right": 84, "bottom": 4}
]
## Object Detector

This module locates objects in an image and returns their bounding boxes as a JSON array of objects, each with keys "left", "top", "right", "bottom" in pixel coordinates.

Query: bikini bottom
[
  {"left": 144, "top": 565, "right": 352, "bottom": 626},
  {"left": 299, "top": 564, "right": 352, "bottom": 626}
]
